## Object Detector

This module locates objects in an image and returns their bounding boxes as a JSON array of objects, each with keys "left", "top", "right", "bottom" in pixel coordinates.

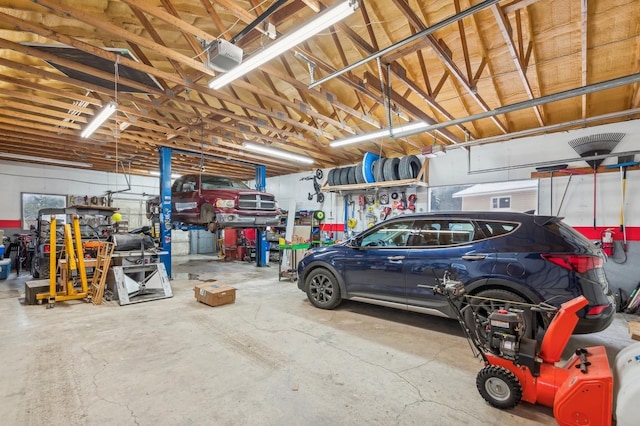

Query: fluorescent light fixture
[
  {"left": 149, "top": 171, "right": 181, "bottom": 179},
  {"left": 243, "top": 142, "right": 314, "bottom": 164},
  {"left": 81, "top": 101, "right": 117, "bottom": 138},
  {"left": 0, "top": 152, "right": 92, "bottom": 168},
  {"left": 423, "top": 145, "right": 446, "bottom": 158},
  {"left": 209, "top": 0, "right": 359, "bottom": 90},
  {"left": 330, "top": 121, "right": 429, "bottom": 147}
]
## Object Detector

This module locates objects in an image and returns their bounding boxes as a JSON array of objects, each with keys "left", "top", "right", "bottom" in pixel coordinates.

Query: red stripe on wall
[
  {"left": 320, "top": 223, "right": 345, "bottom": 232},
  {"left": 0, "top": 220, "right": 21, "bottom": 228},
  {"left": 573, "top": 226, "right": 640, "bottom": 241}
]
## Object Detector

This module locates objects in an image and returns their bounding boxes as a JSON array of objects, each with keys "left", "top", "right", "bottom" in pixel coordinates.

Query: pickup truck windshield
[{"left": 201, "top": 176, "right": 250, "bottom": 190}]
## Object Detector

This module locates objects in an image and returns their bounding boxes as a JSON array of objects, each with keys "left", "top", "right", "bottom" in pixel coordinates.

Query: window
[
  {"left": 360, "top": 221, "right": 413, "bottom": 247},
  {"left": 180, "top": 176, "right": 197, "bottom": 192},
  {"left": 201, "top": 175, "right": 249, "bottom": 190},
  {"left": 476, "top": 221, "right": 519, "bottom": 238},
  {"left": 491, "top": 196, "right": 511, "bottom": 210},
  {"left": 21, "top": 193, "right": 66, "bottom": 230},
  {"left": 409, "top": 220, "right": 477, "bottom": 246}
]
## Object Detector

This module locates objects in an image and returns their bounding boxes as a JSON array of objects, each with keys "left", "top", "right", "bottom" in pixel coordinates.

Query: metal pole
[
  {"left": 331, "top": 73, "right": 640, "bottom": 148},
  {"left": 309, "top": 0, "right": 500, "bottom": 88}
]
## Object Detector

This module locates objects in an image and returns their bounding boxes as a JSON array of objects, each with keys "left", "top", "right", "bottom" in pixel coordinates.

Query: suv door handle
[
  {"left": 462, "top": 254, "right": 487, "bottom": 261},
  {"left": 387, "top": 256, "right": 405, "bottom": 261}
]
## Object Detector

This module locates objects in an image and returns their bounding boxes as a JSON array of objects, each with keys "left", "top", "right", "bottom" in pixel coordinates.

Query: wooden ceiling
[{"left": 0, "top": 0, "right": 639, "bottom": 180}]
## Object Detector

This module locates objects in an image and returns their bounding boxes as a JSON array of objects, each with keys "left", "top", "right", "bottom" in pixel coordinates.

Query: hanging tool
[
  {"left": 535, "top": 164, "right": 568, "bottom": 215},
  {"left": 397, "top": 192, "right": 407, "bottom": 211},
  {"left": 380, "top": 206, "right": 392, "bottom": 221},
  {"left": 301, "top": 169, "right": 325, "bottom": 203},
  {"left": 343, "top": 194, "right": 351, "bottom": 237},
  {"left": 568, "top": 133, "right": 624, "bottom": 229},
  {"left": 358, "top": 194, "right": 365, "bottom": 220},
  {"left": 605, "top": 155, "right": 638, "bottom": 252},
  {"left": 554, "top": 168, "right": 589, "bottom": 216},
  {"left": 407, "top": 193, "right": 417, "bottom": 211}
]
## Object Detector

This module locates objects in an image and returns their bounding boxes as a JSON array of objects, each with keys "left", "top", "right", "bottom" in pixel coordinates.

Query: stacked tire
[
  {"left": 326, "top": 155, "right": 422, "bottom": 186},
  {"left": 372, "top": 155, "right": 422, "bottom": 182},
  {"left": 327, "top": 163, "right": 366, "bottom": 186}
]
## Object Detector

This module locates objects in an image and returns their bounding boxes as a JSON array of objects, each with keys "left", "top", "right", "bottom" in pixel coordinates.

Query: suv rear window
[
  {"left": 475, "top": 221, "right": 518, "bottom": 238},
  {"left": 543, "top": 220, "right": 594, "bottom": 250}
]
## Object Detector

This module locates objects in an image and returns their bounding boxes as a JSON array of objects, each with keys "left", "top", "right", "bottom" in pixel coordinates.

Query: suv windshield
[{"left": 201, "top": 176, "right": 250, "bottom": 190}]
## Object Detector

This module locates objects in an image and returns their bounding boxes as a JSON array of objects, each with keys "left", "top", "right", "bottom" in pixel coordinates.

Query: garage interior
[{"left": 1, "top": 0, "right": 640, "bottom": 424}]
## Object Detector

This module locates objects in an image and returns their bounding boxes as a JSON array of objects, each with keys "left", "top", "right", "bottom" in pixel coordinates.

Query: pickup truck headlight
[{"left": 215, "top": 199, "right": 235, "bottom": 208}]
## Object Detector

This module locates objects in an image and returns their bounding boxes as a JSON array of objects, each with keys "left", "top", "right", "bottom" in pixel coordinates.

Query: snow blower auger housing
[{"left": 434, "top": 271, "right": 613, "bottom": 425}]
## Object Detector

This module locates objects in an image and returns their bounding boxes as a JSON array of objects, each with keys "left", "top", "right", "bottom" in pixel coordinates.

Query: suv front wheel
[{"left": 305, "top": 268, "right": 342, "bottom": 310}]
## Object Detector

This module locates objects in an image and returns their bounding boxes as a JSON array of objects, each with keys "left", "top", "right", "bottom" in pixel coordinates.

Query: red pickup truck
[{"left": 171, "top": 174, "right": 280, "bottom": 230}]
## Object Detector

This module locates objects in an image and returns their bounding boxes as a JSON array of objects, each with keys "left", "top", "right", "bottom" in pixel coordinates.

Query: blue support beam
[
  {"left": 255, "top": 165, "right": 268, "bottom": 266},
  {"left": 159, "top": 147, "right": 173, "bottom": 277},
  {"left": 255, "top": 165, "right": 266, "bottom": 192}
]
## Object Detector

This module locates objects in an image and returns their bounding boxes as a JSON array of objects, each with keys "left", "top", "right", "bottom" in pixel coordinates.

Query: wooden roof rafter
[
  {"left": 334, "top": 22, "right": 462, "bottom": 144},
  {"left": 491, "top": 4, "right": 545, "bottom": 126},
  {"left": 391, "top": 0, "right": 508, "bottom": 134}
]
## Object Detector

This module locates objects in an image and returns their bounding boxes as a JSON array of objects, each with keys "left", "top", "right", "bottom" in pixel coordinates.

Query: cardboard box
[{"left": 194, "top": 283, "right": 236, "bottom": 307}]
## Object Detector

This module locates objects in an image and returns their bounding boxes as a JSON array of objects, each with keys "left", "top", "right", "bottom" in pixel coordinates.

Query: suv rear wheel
[
  {"left": 306, "top": 268, "right": 342, "bottom": 309},
  {"left": 463, "top": 288, "right": 533, "bottom": 343}
]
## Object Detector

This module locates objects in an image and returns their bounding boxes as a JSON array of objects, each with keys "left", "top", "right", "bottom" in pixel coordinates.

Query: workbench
[{"left": 278, "top": 243, "right": 310, "bottom": 282}]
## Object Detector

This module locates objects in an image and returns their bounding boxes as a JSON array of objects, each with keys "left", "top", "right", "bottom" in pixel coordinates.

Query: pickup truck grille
[{"left": 238, "top": 194, "right": 276, "bottom": 211}]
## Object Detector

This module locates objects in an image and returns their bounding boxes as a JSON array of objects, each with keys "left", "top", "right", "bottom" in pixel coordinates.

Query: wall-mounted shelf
[{"left": 321, "top": 178, "right": 428, "bottom": 192}]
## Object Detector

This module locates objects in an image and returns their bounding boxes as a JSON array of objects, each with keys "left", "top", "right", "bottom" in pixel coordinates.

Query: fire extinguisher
[{"left": 601, "top": 228, "right": 615, "bottom": 257}]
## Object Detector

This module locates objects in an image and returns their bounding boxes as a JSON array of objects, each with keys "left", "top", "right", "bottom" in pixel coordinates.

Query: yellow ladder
[{"left": 88, "top": 242, "right": 115, "bottom": 305}]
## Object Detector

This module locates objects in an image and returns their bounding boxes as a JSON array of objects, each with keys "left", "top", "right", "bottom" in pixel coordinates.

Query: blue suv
[{"left": 297, "top": 212, "right": 615, "bottom": 335}]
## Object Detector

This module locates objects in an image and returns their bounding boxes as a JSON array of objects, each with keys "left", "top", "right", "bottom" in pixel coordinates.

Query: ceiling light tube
[
  {"left": 81, "top": 101, "right": 117, "bottom": 138},
  {"left": 149, "top": 171, "right": 182, "bottom": 179},
  {"left": 209, "top": 0, "right": 359, "bottom": 90},
  {"left": 0, "top": 152, "right": 92, "bottom": 168},
  {"left": 330, "top": 121, "right": 429, "bottom": 147},
  {"left": 243, "top": 142, "right": 314, "bottom": 164}
]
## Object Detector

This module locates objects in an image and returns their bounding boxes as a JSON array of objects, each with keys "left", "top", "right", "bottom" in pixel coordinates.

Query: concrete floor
[{"left": 0, "top": 255, "right": 636, "bottom": 425}]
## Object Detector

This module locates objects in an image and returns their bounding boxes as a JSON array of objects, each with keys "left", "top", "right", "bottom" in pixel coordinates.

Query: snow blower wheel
[{"left": 476, "top": 366, "right": 523, "bottom": 409}]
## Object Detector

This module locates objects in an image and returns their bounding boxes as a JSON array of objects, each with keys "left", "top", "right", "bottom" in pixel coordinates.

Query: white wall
[
  {"left": 429, "top": 119, "right": 640, "bottom": 228},
  {"left": 0, "top": 160, "right": 159, "bottom": 232}
]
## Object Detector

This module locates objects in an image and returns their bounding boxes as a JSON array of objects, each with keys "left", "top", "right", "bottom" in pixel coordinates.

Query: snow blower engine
[{"left": 486, "top": 309, "right": 525, "bottom": 361}]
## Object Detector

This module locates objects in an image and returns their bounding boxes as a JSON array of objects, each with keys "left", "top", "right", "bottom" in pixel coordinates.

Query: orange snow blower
[{"left": 435, "top": 273, "right": 613, "bottom": 425}]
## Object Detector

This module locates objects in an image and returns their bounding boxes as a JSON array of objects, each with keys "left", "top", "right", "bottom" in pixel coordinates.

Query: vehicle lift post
[
  {"left": 255, "top": 165, "right": 268, "bottom": 267},
  {"left": 159, "top": 146, "right": 172, "bottom": 277},
  {"left": 158, "top": 147, "right": 269, "bottom": 268}
]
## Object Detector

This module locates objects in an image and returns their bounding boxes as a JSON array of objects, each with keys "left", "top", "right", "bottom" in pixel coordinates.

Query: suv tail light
[
  {"left": 586, "top": 304, "right": 608, "bottom": 316},
  {"left": 541, "top": 254, "right": 603, "bottom": 274},
  {"left": 43, "top": 244, "right": 51, "bottom": 253}
]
